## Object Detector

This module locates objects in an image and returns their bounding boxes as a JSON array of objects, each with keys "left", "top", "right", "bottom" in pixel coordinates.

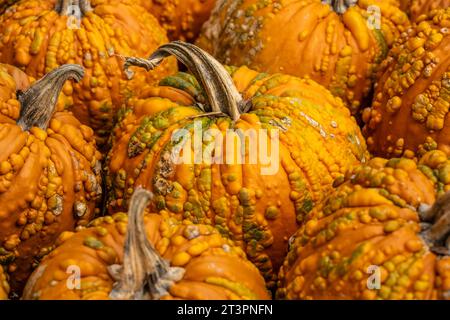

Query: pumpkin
[
  {"left": 411, "top": 1, "right": 450, "bottom": 21},
  {"left": 196, "top": 0, "right": 410, "bottom": 114},
  {"left": 22, "top": 187, "right": 270, "bottom": 300},
  {"left": 276, "top": 150, "right": 450, "bottom": 300},
  {"left": 0, "top": 64, "right": 102, "bottom": 295},
  {"left": 0, "top": 0, "right": 177, "bottom": 147},
  {"left": 0, "top": 266, "right": 9, "bottom": 300},
  {"left": 363, "top": 8, "right": 450, "bottom": 159},
  {"left": 104, "top": 41, "right": 368, "bottom": 287},
  {"left": 139, "top": 0, "right": 216, "bottom": 42}
]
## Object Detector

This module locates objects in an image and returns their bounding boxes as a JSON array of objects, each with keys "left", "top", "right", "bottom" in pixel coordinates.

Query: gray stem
[
  {"left": 17, "top": 64, "right": 84, "bottom": 131},
  {"left": 124, "top": 41, "right": 244, "bottom": 121},
  {"left": 109, "top": 187, "right": 185, "bottom": 300},
  {"left": 420, "top": 191, "right": 450, "bottom": 255}
]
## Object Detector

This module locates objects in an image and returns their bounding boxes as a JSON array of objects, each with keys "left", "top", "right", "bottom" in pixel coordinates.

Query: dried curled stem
[
  {"left": 55, "top": 0, "right": 92, "bottom": 16},
  {"left": 123, "top": 41, "right": 245, "bottom": 121},
  {"left": 420, "top": 191, "right": 450, "bottom": 255},
  {"left": 322, "top": 0, "right": 358, "bottom": 14},
  {"left": 17, "top": 64, "right": 84, "bottom": 131},
  {"left": 108, "top": 187, "right": 185, "bottom": 300}
]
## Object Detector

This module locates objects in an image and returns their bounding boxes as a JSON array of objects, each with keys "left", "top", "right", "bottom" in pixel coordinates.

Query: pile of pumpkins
[{"left": 0, "top": 0, "right": 449, "bottom": 300}]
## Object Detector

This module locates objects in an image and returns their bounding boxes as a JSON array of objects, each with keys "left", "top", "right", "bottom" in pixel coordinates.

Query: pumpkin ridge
[{"left": 107, "top": 42, "right": 368, "bottom": 288}]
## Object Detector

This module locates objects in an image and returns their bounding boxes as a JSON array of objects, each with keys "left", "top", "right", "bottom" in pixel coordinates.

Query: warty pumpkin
[
  {"left": 0, "top": 0, "right": 177, "bottom": 147},
  {"left": 277, "top": 150, "right": 450, "bottom": 300},
  {"left": 139, "top": 0, "right": 216, "bottom": 42},
  {"left": 0, "top": 64, "right": 102, "bottom": 296},
  {"left": 363, "top": 8, "right": 450, "bottom": 158},
  {"left": 22, "top": 188, "right": 270, "bottom": 300},
  {"left": 0, "top": 266, "right": 9, "bottom": 300},
  {"left": 104, "top": 41, "right": 368, "bottom": 287},
  {"left": 196, "top": 0, "right": 410, "bottom": 114}
]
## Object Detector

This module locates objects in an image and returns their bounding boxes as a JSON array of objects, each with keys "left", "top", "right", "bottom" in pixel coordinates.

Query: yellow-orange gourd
[
  {"left": 0, "top": 266, "right": 8, "bottom": 300},
  {"left": 277, "top": 150, "right": 450, "bottom": 300},
  {"left": 105, "top": 42, "right": 368, "bottom": 287}
]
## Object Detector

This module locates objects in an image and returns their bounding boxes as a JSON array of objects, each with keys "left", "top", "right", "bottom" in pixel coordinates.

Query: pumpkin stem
[
  {"left": 420, "top": 191, "right": 450, "bottom": 255},
  {"left": 123, "top": 41, "right": 244, "bottom": 121},
  {"left": 56, "top": 0, "right": 92, "bottom": 16},
  {"left": 324, "top": 0, "right": 358, "bottom": 14},
  {"left": 17, "top": 64, "right": 84, "bottom": 131},
  {"left": 108, "top": 187, "right": 185, "bottom": 300}
]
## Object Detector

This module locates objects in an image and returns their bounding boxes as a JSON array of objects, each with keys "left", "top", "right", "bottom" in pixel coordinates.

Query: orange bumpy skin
[
  {"left": 0, "top": 0, "right": 17, "bottom": 14},
  {"left": 0, "top": 266, "right": 9, "bottom": 300},
  {"left": 363, "top": 9, "right": 450, "bottom": 158},
  {"left": 196, "top": 0, "right": 409, "bottom": 114},
  {"left": 105, "top": 65, "right": 369, "bottom": 286},
  {"left": 0, "top": 65, "right": 102, "bottom": 294},
  {"left": 140, "top": 0, "right": 216, "bottom": 42},
  {"left": 0, "top": 0, "right": 177, "bottom": 146},
  {"left": 22, "top": 213, "right": 270, "bottom": 300},
  {"left": 410, "top": 1, "right": 450, "bottom": 22},
  {"left": 277, "top": 151, "right": 450, "bottom": 300}
]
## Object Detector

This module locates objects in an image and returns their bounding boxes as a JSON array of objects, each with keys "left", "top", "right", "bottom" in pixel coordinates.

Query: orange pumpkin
[
  {"left": 411, "top": 1, "right": 450, "bottom": 21},
  {"left": 0, "top": 266, "right": 9, "bottom": 300},
  {"left": 398, "top": 0, "right": 450, "bottom": 21},
  {"left": 0, "top": 64, "right": 102, "bottom": 295},
  {"left": 277, "top": 150, "right": 450, "bottom": 300},
  {"left": 363, "top": 8, "right": 450, "bottom": 158},
  {"left": 105, "top": 42, "right": 368, "bottom": 287},
  {"left": 22, "top": 188, "right": 270, "bottom": 300},
  {"left": 0, "top": 0, "right": 16, "bottom": 13},
  {"left": 140, "top": 0, "right": 216, "bottom": 42},
  {"left": 197, "top": 0, "right": 410, "bottom": 114},
  {"left": 0, "top": 0, "right": 177, "bottom": 147}
]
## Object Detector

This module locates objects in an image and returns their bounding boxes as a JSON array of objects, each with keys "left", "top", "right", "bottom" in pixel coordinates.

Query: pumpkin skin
[
  {"left": 105, "top": 42, "right": 368, "bottom": 286},
  {"left": 363, "top": 8, "right": 450, "bottom": 159},
  {"left": 277, "top": 150, "right": 450, "bottom": 300},
  {"left": 0, "top": 266, "right": 9, "bottom": 300},
  {"left": 0, "top": 0, "right": 177, "bottom": 147},
  {"left": 0, "top": 64, "right": 102, "bottom": 295},
  {"left": 410, "top": 1, "right": 450, "bottom": 21},
  {"left": 196, "top": 0, "right": 410, "bottom": 114},
  {"left": 22, "top": 189, "right": 270, "bottom": 300},
  {"left": 140, "top": 0, "right": 216, "bottom": 42}
]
